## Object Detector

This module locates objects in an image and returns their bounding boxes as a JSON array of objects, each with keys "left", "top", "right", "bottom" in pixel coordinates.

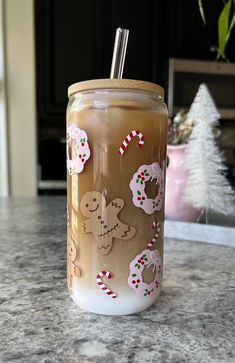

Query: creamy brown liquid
[{"left": 67, "top": 94, "right": 168, "bottom": 295}]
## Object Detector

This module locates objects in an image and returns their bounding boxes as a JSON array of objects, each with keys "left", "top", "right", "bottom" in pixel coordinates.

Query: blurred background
[{"left": 0, "top": 0, "right": 234, "bottom": 224}]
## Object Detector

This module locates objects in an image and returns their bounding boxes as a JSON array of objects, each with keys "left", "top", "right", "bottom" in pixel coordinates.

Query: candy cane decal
[
  {"left": 118, "top": 130, "right": 144, "bottom": 155},
  {"left": 147, "top": 221, "right": 161, "bottom": 249},
  {"left": 96, "top": 271, "right": 117, "bottom": 299}
]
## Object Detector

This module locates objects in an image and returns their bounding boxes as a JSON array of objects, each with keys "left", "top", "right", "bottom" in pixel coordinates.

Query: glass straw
[{"left": 110, "top": 28, "right": 129, "bottom": 79}]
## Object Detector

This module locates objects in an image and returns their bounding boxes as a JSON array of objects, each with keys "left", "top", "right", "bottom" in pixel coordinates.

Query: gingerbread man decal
[
  {"left": 78, "top": 191, "right": 136, "bottom": 255},
  {"left": 67, "top": 235, "right": 81, "bottom": 291}
]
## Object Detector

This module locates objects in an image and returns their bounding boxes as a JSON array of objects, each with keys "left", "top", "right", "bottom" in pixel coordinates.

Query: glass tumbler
[{"left": 67, "top": 79, "right": 168, "bottom": 315}]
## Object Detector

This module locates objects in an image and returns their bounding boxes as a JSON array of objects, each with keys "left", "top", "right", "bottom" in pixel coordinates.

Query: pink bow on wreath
[
  {"left": 151, "top": 162, "right": 161, "bottom": 183},
  {"left": 146, "top": 250, "right": 160, "bottom": 271}
]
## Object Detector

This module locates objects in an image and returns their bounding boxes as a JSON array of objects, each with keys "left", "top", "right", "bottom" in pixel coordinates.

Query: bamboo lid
[{"left": 68, "top": 79, "right": 164, "bottom": 98}]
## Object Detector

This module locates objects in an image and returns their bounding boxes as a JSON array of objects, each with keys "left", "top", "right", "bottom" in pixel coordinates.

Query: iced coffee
[{"left": 67, "top": 79, "right": 168, "bottom": 315}]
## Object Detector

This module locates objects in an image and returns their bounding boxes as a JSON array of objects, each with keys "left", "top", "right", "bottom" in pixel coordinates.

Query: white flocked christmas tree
[{"left": 184, "top": 84, "right": 234, "bottom": 215}]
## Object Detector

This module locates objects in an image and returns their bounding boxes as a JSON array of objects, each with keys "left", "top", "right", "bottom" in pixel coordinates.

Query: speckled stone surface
[{"left": 0, "top": 197, "right": 235, "bottom": 363}]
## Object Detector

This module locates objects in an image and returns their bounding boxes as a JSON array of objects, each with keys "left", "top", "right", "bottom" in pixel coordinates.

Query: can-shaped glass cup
[{"left": 67, "top": 79, "right": 168, "bottom": 315}]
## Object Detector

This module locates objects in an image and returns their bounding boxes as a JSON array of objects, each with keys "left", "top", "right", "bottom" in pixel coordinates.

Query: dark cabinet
[
  {"left": 35, "top": 0, "right": 235, "bottom": 135},
  {"left": 35, "top": 0, "right": 162, "bottom": 190},
  {"left": 159, "top": 0, "right": 217, "bottom": 60},
  {"left": 161, "top": 0, "right": 235, "bottom": 61},
  {"left": 35, "top": 0, "right": 235, "bottom": 190},
  {"left": 35, "top": 0, "right": 161, "bottom": 138}
]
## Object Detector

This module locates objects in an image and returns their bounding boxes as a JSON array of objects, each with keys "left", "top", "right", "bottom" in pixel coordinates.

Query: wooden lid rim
[{"left": 68, "top": 79, "right": 164, "bottom": 98}]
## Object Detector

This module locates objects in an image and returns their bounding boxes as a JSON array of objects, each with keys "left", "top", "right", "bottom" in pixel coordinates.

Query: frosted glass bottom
[{"left": 71, "top": 283, "right": 161, "bottom": 315}]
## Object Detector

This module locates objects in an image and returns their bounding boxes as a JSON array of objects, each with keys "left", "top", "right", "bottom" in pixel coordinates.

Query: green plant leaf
[
  {"left": 226, "top": 1, "right": 235, "bottom": 47},
  {"left": 132, "top": 273, "right": 137, "bottom": 277},
  {"left": 198, "top": 0, "right": 206, "bottom": 25},
  {"left": 137, "top": 191, "right": 141, "bottom": 195},
  {"left": 218, "top": 0, "right": 232, "bottom": 60}
]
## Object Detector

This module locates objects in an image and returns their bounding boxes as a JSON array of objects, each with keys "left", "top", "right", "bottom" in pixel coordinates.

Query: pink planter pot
[{"left": 165, "top": 145, "right": 201, "bottom": 222}]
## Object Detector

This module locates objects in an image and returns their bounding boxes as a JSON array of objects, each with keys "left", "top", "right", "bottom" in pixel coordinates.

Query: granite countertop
[{"left": 0, "top": 197, "right": 234, "bottom": 363}]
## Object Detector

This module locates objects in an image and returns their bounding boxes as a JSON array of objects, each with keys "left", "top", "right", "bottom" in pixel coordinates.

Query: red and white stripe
[
  {"left": 147, "top": 221, "right": 161, "bottom": 249},
  {"left": 96, "top": 271, "right": 117, "bottom": 299},
  {"left": 118, "top": 130, "right": 145, "bottom": 155}
]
